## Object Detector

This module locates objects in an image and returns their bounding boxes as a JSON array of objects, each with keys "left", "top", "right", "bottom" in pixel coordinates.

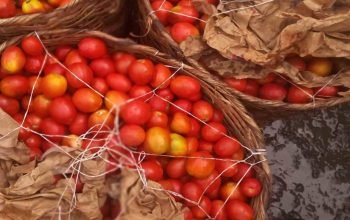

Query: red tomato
[
  {"left": 151, "top": 0, "right": 173, "bottom": 25},
  {"left": 92, "top": 77, "right": 109, "bottom": 95},
  {"left": 22, "top": 36, "right": 44, "bottom": 56},
  {"left": 78, "top": 37, "right": 107, "bottom": 59},
  {"left": 21, "top": 95, "right": 31, "bottom": 112},
  {"left": 170, "top": 112, "right": 191, "bottom": 134},
  {"left": 157, "top": 88, "right": 174, "bottom": 101},
  {"left": 226, "top": 200, "right": 253, "bottom": 220},
  {"left": 41, "top": 74, "right": 67, "bottom": 98},
  {"left": 211, "top": 200, "right": 228, "bottom": 220},
  {"left": 28, "top": 76, "right": 42, "bottom": 95},
  {"left": 170, "top": 75, "right": 201, "bottom": 98},
  {"left": 90, "top": 58, "right": 116, "bottom": 77},
  {"left": 243, "top": 79, "right": 260, "bottom": 97},
  {"left": 193, "top": 170, "right": 221, "bottom": 195},
  {"left": 1, "top": 46, "right": 26, "bottom": 74},
  {"left": 212, "top": 108, "right": 224, "bottom": 123},
  {"left": 201, "top": 122, "right": 227, "bottom": 142},
  {"left": 224, "top": 78, "right": 247, "bottom": 92},
  {"left": 285, "top": 56, "right": 306, "bottom": 72},
  {"left": 181, "top": 182, "right": 203, "bottom": 206},
  {"left": 64, "top": 49, "right": 87, "bottom": 66},
  {"left": 198, "top": 140, "right": 214, "bottom": 153},
  {"left": 88, "top": 109, "right": 114, "bottom": 131},
  {"left": 113, "top": 52, "right": 136, "bottom": 75},
  {"left": 29, "top": 146, "right": 42, "bottom": 161},
  {"left": 44, "top": 63, "right": 66, "bottom": 75},
  {"left": 40, "top": 118, "right": 66, "bottom": 142},
  {"left": 120, "top": 100, "right": 152, "bottom": 125},
  {"left": 184, "top": 209, "right": 193, "bottom": 220},
  {"left": 314, "top": 86, "right": 338, "bottom": 97},
  {"left": 141, "top": 159, "right": 164, "bottom": 181},
  {"left": 128, "top": 59, "right": 155, "bottom": 85},
  {"left": 149, "top": 95, "right": 170, "bottom": 112},
  {"left": 120, "top": 124, "right": 146, "bottom": 147},
  {"left": 233, "top": 163, "right": 255, "bottom": 182},
  {"left": 66, "top": 62, "right": 94, "bottom": 88},
  {"left": 72, "top": 88, "right": 103, "bottom": 113},
  {"left": 214, "top": 136, "right": 241, "bottom": 158},
  {"left": 49, "top": 96, "right": 77, "bottom": 124},
  {"left": 170, "top": 99, "right": 192, "bottom": 114},
  {"left": 240, "top": 177, "right": 262, "bottom": 198},
  {"left": 232, "top": 147, "right": 245, "bottom": 161},
  {"left": 0, "top": 94, "right": 19, "bottom": 116},
  {"left": 216, "top": 159, "right": 239, "bottom": 177},
  {"left": 168, "top": 5, "right": 199, "bottom": 24},
  {"left": 147, "top": 111, "right": 168, "bottom": 128},
  {"left": 220, "top": 182, "right": 246, "bottom": 201},
  {"left": 191, "top": 196, "right": 211, "bottom": 219},
  {"left": 259, "top": 83, "right": 287, "bottom": 101},
  {"left": 170, "top": 22, "right": 200, "bottom": 43},
  {"left": 104, "top": 90, "right": 129, "bottom": 110},
  {"left": 186, "top": 151, "right": 215, "bottom": 179},
  {"left": 287, "top": 85, "right": 314, "bottom": 103},
  {"left": 0, "top": 0, "right": 16, "bottom": 18},
  {"left": 106, "top": 73, "right": 132, "bottom": 93},
  {"left": 1, "top": 75, "right": 29, "bottom": 98},
  {"left": 54, "top": 45, "right": 72, "bottom": 61},
  {"left": 151, "top": 64, "right": 172, "bottom": 89},
  {"left": 31, "top": 95, "right": 51, "bottom": 117},
  {"left": 129, "top": 85, "right": 152, "bottom": 101},
  {"left": 188, "top": 118, "right": 201, "bottom": 137},
  {"left": 178, "top": 0, "right": 194, "bottom": 7},
  {"left": 256, "top": 72, "right": 277, "bottom": 84},
  {"left": 24, "top": 55, "right": 44, "bottom": 74},
  {"left": 186, "top": 137, "right": 199, "bottom": 154},
  {"left": 166, "top": 158, "right": 186, "bottom": 179},
  {"left": 192, "top": 100, "right": 214, "bottom": 122},
  {"left": 25, "top": 113, "right": 42, "bottom": 131},
  {"left": 25, "top": 134, "right": 42, "bottom": 149},
  {"left": 274, "top": 76, "right": 289, "bottom": 86}
]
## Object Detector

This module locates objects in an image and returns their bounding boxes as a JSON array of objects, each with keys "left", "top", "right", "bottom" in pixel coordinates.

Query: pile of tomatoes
[
  {"left": 0, "top": 0, "right": 71, "bottom": 18},
  {"left": 151, "top": 0, "right": 217, "bottom": 43},
  {"left": 225, "top": 56, "right": 341, "bottom": 104}
]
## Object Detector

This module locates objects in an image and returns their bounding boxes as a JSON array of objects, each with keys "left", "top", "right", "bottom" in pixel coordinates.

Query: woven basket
[
  {"left": 0, "top": 30, "right": 271, "bottom": 220},
  {"left": 0, "top": 0, "right": 127, "bottom": 43},
  {"left": 135, "top": 0, "right": 350, "bottom": 111}
]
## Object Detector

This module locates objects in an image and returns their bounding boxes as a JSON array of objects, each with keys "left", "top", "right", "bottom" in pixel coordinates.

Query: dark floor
[{"left": 261, "top": 104, "right": 350, "bottom": 220}]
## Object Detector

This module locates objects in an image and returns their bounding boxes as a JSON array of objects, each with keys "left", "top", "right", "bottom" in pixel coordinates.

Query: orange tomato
[
  {"left": 170, "top": 112, "right": 191, "bottom": 134},
  {"left": 104, "top": 90, "right": 129, "bottom": 110},
  {"left": 144, "top": 127, "right": 171, "bottom": 155},
  {"left": 41, "top": 74, "right": 67, "bottom": 98}
]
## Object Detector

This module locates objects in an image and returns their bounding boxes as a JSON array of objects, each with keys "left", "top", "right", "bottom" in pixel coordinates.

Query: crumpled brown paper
[{"left": 107, "top": 170, "right": 185, "bottom": 220}]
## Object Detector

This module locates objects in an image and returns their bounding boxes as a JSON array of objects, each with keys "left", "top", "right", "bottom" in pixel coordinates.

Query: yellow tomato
[{"left": 168, "top": 133, "right": 188, "bottom": 156}]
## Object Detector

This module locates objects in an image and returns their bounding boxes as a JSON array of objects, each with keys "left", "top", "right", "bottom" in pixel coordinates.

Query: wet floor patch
[{"left": 262, "top": 104, "right": 350, "bottom": 220}]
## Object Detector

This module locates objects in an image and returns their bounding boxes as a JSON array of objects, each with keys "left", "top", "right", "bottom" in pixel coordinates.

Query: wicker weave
[
  {"left": 0, "top": 0, "right": 126, "bottom": 43},
  {"left": 0, "top": 30, "right": 271, "bottom": 220}
]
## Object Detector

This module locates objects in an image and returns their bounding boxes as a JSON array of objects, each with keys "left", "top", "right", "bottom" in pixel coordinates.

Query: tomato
[
  {"left": 28, "top": 76, "right": 42, "bottom": 95},
  {"left": 62, "top": 134, "right": 82, "bottom": 148},
  {"left": 169, "top": 5, "right": 199, "bottom": 24},
  {"left": 92, "top": 77, "right": 109, "bottom": 95},
  {"left": 226, "top": 200, "right": 253, "bottom": 220},
  {"left": 149, "top": 95, "right": 170, "bottom": 112},
  {"left": 31, "top": 95, "right": 50, "bottom": 117},
  {"left": 151, "top": 64, "right": 172, "bottom": 89},
  {"left": 29, "top": 146, "right": 42, "bottom": 161},
  {"left": 240, "top": 177, "right": 262, "bottom": 198},
  {"left": 128, "top": 59, "right": 155, "bottom": 85},
  {"left": 186, "top": 151, "right": 215, "bottom": 179},
  {"left": 106, "top": 73, "right": 132, "bottom": 93},
  {"left": 21, "top": 36, "right": 44, "bottom": 56},
  {"left": 243, "top": 79, "right": 260, "bottom": 97},
  {"left": 314, "top": 86, "right": 338, "bottom": 97},
  {"left": 21, "top": 95, "right": 31, "bottom": 112},
  {"left": 232, "top": 147, "right": 245, "bottom": 161},
  {"left": 259, "top": 83, "right": 287, "bottom": 101},
  {"left": 157, "top": 88, "right": 174, "bottom": 102},
  {"left": 188, "top": 118, "right": 201, "bottom": 137},
  {"left": 54, "top": 45, "right": 72, "bottom": 61},
  {"left": 104, "top": 90, "right": 129, "bottom": 110},
  {"left": 224, "top": 78, "right": 247, "bottom": 92},
  {"left": 49, "top": 96, "right": 77, "bottom": 124},
  {"left": 113, "top": 52, "right": 136, "bottom": 75},
  {"left": 307, "top": 57, "right": 332, "bottom": 77},
  {"left": 0, "top": 0, "right": 16, "bottom": 18},
  {"left": 0, "top": 94, "right": 19, "bottom": 116},
  {"left": 22, "top": 0, "right": 45, "bottom": 14},
  {"left": 120, "top": 124, "right": 146, "bottom": 147},
  {"left": 181, "top": 182, "right": 202, "bottom": 206},
  {"left": 25, "top": 134, "right": 42, "bottom": 149},
  {"left": 193, "top": 170, "right": 221, "bottom": 195},
  {"left": 192, "top": 100, "right": 214, "bottom": 122},
  {"left": 25, "top": 114, "right": 42, "bottom": 131},
  {"left": 186, "top": 137, "right": 198, "bottom": 154},
  {"left": 129, "top": 85, "right": 152, "bottom": 101},
  {"left": 151, "top": 0, "right": 173, "bottom": 25},
  {"left": 178, "top": 0, "right": 194, "bottom": 7},
  {"left": 184, "top": 209, "right": 193, "bottom": 220},
  {"left": 44, "top": 63, "right": 66, "bottom": 76},
  {"left": 78, "top": 37, "right": 107, "bottom": 59},
  {"left": 170, "top": 22, "right": 200, "bottom": 43},
  {"left": 170, "top": 112, "right": 191, "bottom": 134},
  {"left": 285, "top": 56, "right": 306, "bottom": 72},
  {"left": 169, "top": 133, "right": 188, "bottom": 156},
  {"left": 41, "top": 74, "right": 67, "bottom": 98},
  {"left": 256, "top": 72, "right": 277, "bottom": 85},
  {"left": 72, "top": 88, "right": 103, "bottom": 113},
  {"left": 141, "top": 159, "right": 164, "bottom": 181},
  {"left": 220, "top": 182, "right": 246, "bottom": 201},
  {"left": 274, "top": 76, "right": 289, "bottom": 86},
  {"left": 191, "top": 196, "right": 211, "bottom": 219},
  {"left": 1, "top": 46, "right": 26, "bottom": 74},
  {"left": 212, "top": 108, "right": 224, "bottom": 123},
  {"left": 88, "top": 109, "right": 114, "bottom": 130},
  {"left": 64, "top": 49, "right": 87, "bottom": 66},
  {"left": 214, "top": 136, "right": 240, "bottom": 158},
  {"left": 82, "top": 138, "right": 106, "bottom": 153},
  {"left": 198, "top": 140, "right": 214, "bottom": 153},
  {"left": 90, "top": 58, "right": 116, "bottom": 77},
  {"left": 144, "top": 127, "right": 171, "bottom": 155},
  {"left": 201, "top": 122, "right": 227, "bottom": 142},
  {"left": 120, "top": 100, "right": 152, "bottom": 125},
  {"left": 110, "top": 199, "right": 121, "bottom": 218},
  {"left": 147, "top": 111, "right": 168, "bottom": 128},
  {"left": 69, "top": 113, "right": 88, "bottom": 135},
  {"left": 66, "top": 62, "right": 94, "bottom": 88},
  {"left": 169, "top": 179, "right": 183, "bottom": 200},
  {"left": 233, "top": 163, "right": 255, "bottom": 182},
  {"left": 170, "top": 99, "right": 192, "bottom": 114},
  {"left": 40, "top": 118, "right": 66, "bottom": 142},
  {"left": 216, "top": 159, "right": 238, "bottom": 177},
  {"left": 23, "top": 55, "right": 43, "bottom": 75},
  {"left": 170, "top": 75, "right": 200, "bottom": 98},
  {"left": 70, "top": 175, "right": 84, "bottom": 193},
  {"left": 210, "top": 200, "right": 227, "bottom": 220},
  {"left": 287, "top": 85, "right": 314, "bottom": 103},
  {"left": 0, "top": 75, "right": 29, "bottom": 98},
  {"left": 166, "top": 158, "right": 186, "bottom": 179}
]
